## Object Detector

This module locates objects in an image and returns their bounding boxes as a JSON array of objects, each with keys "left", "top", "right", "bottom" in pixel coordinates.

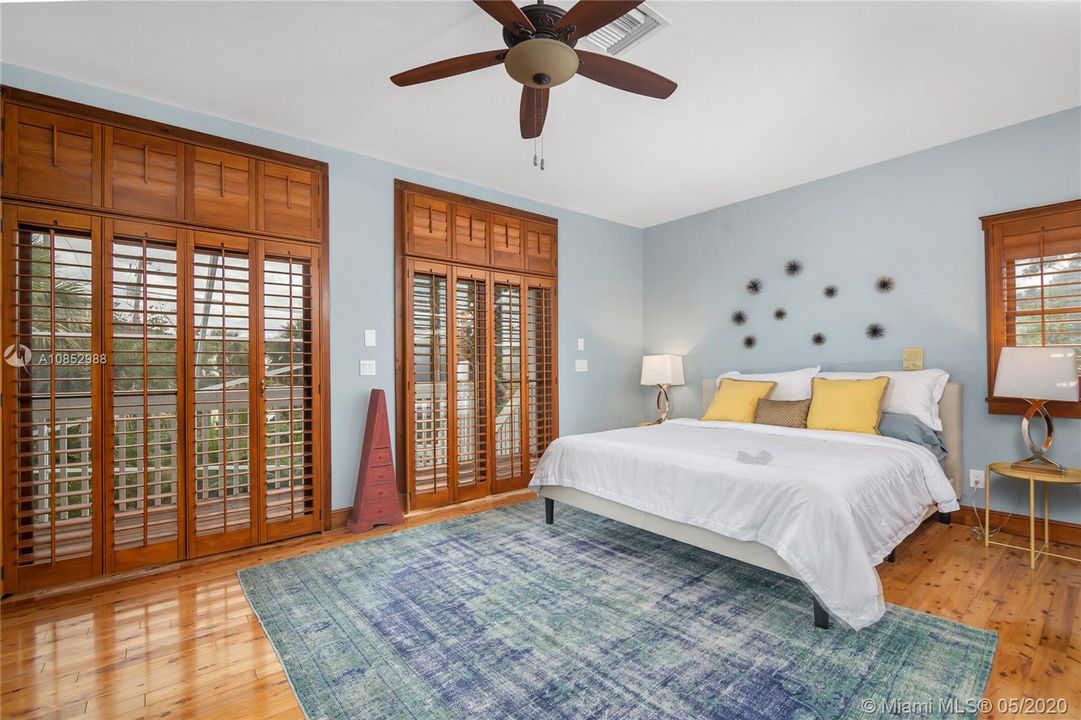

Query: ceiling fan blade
[
  {"left": 474, "top": 0, "right": 535, "bottom": 35},
  {"left": 575, "top": 50, "right": 676, "bottom": 99},
  {"left": 390, "top": 50, "right": 506, "bottom": 87},
  {"left": 520, "top": 86, "right": 550, "bottom": 139},
  {"left": 555, "top": 1, "right": 643, "bottom": 42}
]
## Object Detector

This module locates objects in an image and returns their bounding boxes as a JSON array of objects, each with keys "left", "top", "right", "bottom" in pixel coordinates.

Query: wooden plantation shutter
[
  {"left": 397, "top": 183, "right": 557, "bottom": 511},
  {"left": 188, "top": 233, "right": 257, "bottom": 555},
  {"left": 407, "top": 259, "right": 452, "bottom": 509},
  {"left": 492, "top": 274, "right": 525, "bottom": 494},
  {"left": 984, "top": 201, "right": 1081, "bottom": 417},
  {"left": 105, "top": 220, "right": 185, "bottom": 571},
  {"left": 453, "top": 267, "right": 490, "bottom": 502},
  {"left": 526, "top": 277, "right": 557, "bottom": 474},
  {"left": 261, "top": 242, "right": 322, "bottom": 540},
  {"left": 4, "top": 208, "right": 103, "bottom": 589}
]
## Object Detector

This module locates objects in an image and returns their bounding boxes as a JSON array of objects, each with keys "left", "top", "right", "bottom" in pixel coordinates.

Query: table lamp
[
  {"left": 641, "top": 354, "right": 685, "bottom": 424},
  {"left": 993, "top": 347, "right": 1079, "bottom": 474}
]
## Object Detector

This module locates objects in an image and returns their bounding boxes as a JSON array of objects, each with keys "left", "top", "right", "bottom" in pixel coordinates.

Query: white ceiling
[{"left": 1, "top": 1, "right": 1078, "bottom": 228}]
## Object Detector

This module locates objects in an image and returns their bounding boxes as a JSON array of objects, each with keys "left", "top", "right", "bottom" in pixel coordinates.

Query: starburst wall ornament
[{"left": 865, "top": 323, "right": 886, "bottom": 340}]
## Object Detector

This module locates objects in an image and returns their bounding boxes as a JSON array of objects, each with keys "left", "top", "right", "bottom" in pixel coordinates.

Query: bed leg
[
  {"left": 938, "top": 511, "right": 952, "bottom": 525},
  {"left": 545, "top": 497, "right": 554, "bottom": 525},
  {"left": 813, "top": 598, "right": 830, "bottom": 629},
  {"left": 886, "top": 550, "right": 896, "bottom": 563}
]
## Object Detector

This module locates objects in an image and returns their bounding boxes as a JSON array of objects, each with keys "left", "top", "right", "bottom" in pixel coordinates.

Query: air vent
[{"left": 582, "top": 4, "right": 669, "bottom": 57}]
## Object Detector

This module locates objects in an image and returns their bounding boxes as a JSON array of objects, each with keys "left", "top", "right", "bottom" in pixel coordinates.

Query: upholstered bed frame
[{"left": 539, "top": 382, "right": 963, "bottom": 630}]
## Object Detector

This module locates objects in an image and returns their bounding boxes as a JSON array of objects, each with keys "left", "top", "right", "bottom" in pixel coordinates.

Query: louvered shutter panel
[
  {"left": 188, "top": 148, "right": 255, "bottom": 230},
  {"left": 999, "top": 218, "right": 1081, "bottom": 378},
  {"left": 104, "top": 127, "right": 184, "bottom": 220},
  {"left": 106, "top": 221, "right": 184, "bottom": 571},
  {"left": 6, "top": 210, "right": 102, "bottom": 589},
  {"left": 259, "top": 163, "right": 320, "bottom": 240},
  {"left": 492, "top": 274, "right": 526, "bottom": 493},
  {"left": 262, "top": 243, "right": 321, "bottom": 540},
  {"left": 407, "top": 259, "right": 452, "bottom": 508},
  {"left": 453, "top": 205, "right": 489, "bottom": 265},
  {"left": 4, "top": 106, "right": 102, "bottom": 206},
  {"left": 526, "top": 277, "right": 557, "bottom": 473},
  {"left": 452, "top": 267, "right": 490, "bottom": 501},
  {"left": 190, "top": 234, "right": 256, "bottom": 555},
  {"left": 491, "top": 214, "right": 524, "bottom": 269},
  {"left": 405, "top": 194, "right": 451, "bottom": 259}
]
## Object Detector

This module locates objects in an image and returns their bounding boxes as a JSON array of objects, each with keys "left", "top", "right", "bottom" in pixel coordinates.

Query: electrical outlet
[
  {"left": 359, "top": 360, "right": 377, "bottom": 376},
  {"left": 969, "top": 469, "right": 985, "bottom": 489},
  {"left": 575, "top": 359, "right": 588, "bottom": 372}
]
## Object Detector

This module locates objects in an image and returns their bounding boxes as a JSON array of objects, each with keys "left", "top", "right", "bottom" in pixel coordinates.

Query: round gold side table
[{"left": 985, "top": 462, "right": 1081, "bottom": 569}]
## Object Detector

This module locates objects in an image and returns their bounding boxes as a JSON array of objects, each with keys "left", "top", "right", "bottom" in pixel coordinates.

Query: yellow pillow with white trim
[
  {"left": 702, "top": 379, "right": 777, "bottom": 423},
  {"left": 806, "top": 376, "right": 890, "bottom": 434}
]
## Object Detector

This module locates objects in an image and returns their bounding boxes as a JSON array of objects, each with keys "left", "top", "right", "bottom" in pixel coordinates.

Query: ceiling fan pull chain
[
  {"left": 540, "top": 132, "right": 545, "bottom": 171},
  {"left": 533, "top": 135, "right": 538, "bottom": 167}
]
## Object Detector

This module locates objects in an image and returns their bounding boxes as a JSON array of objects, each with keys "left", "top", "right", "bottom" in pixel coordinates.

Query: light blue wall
[
  {"left": 0, "top": 63, "right": 645, "bottom": 510},
  {"left": 644, "top": 107, "right": 1081, "bottom": 522}
]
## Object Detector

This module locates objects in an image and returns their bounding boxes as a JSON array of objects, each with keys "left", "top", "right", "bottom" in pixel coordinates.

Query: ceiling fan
[{"left": 390, "top": 0, "right": 677, "bottom": 140}]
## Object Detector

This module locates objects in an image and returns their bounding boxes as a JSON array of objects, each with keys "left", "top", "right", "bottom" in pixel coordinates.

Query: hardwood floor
[{"left": 2, "top": 496, "right": 1079, "bottom": 719}]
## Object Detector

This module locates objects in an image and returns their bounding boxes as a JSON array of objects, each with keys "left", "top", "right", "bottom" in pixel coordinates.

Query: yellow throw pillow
[
  {"left": 702, "top": 379, "right": 777, "bottom": 423},
  {"left": 806, "top": 376, "right": 890, "bottom": 434}
]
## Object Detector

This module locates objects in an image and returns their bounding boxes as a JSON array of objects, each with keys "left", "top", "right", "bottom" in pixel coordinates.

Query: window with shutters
[
  {"left": 397, "top": 182, "right": 557, "bottom": 511},
  {"left": 983, "top": 200, "right": 1081, "bottom": 417}
]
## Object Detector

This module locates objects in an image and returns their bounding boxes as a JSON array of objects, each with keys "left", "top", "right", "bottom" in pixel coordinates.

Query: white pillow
[
  {"left": 818, "top": 369, "right": 949, "bottom": 431},
  {"left": 717, "top": 366, "right": 820, "bottom": 401}
]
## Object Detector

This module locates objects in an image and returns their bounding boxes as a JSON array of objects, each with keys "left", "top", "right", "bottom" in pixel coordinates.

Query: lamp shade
[
  {"left": 994, "top": 347, "right": 1079, "bottom": 401},
  {"left": 641, "top": 354, "right": 685, "bottom": 386}
]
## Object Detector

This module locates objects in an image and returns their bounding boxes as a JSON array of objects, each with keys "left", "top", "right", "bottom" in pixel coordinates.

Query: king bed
[{"left": 530, "top": 381, "right": 963, "bottom": 630}]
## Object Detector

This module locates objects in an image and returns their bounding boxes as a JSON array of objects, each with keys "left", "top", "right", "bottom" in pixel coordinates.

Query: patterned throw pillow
[{"left": 754, "top": 398, "right": 811, "bottom": 428}]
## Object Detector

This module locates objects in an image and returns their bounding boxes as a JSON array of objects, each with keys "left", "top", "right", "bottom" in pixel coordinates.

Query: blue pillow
[{"left": 879, "top": 413, "right": 949, "bottom": 460}]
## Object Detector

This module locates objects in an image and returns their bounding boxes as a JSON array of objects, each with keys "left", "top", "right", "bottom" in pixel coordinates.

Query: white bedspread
[{"left": 529, "top": 419, "right": 960, "bottom": 629}]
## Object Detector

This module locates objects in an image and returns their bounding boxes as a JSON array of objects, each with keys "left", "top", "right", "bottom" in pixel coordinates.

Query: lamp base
[
  {"left": 1014, "top": 399, "right": 1064, "bottom": 475},
  {"left": 1011, "top": 459, "right": 1065, "bottom": 476},
  {"left": 653, "top": 384, "right": 671, "bottom": 424}
]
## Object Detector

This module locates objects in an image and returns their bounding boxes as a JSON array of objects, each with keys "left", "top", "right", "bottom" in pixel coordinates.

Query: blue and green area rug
[{"left": 238, "top": 500, "right": 996, "bottom": 719}]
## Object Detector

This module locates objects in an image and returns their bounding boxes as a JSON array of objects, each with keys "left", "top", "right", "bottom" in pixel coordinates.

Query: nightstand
[{"left": 985, "top": 462, "right": 1081, "bottom": 568}]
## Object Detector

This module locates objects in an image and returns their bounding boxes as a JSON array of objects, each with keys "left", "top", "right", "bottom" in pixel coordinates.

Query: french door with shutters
[
  {"left": 260, "top": 241, "right": 322, "bottom": 541},
  {"left": 104, "top": 219, "right": 185, "bottom": 572},
  {"left": 3, "top": 207, "right": 104, "bottom": 590},
  {"left": 188, "top": 232, "right": 259, "bottom": 556},
  {"left": 404, "top": 258, "right": 556, "bottom": 510},
  {"left": 3, "top": 208, "right": 325, "bottom": 590}
]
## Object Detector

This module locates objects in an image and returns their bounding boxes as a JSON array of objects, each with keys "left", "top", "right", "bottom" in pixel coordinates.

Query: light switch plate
[
  {"left": 577, "top": 338, "right": 585, "bottom": 351},
  {"left": 969, "top": 469, "right": 985, "bottom": 489},
  {"left": 359, "top": 360, "right": 377, "bottom": 376},
  {"left": 902, "top": 347, "right": 924, "bottom": 370},
  {"left": 575, "top": 359, "right": 588, "bottom": 372},
  {"left": 364, "top": 329, "right": 377, "bottom": 347}
]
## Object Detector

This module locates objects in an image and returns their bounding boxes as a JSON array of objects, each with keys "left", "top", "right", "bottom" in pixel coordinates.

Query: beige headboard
[{"left": 700, "top": 379, "right": 964, "bottom": 498}]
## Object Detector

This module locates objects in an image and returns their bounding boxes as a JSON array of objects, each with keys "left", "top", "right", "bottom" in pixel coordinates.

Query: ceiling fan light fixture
[{"left": 504, "top": 38, "right": 579, "bottom": 89}]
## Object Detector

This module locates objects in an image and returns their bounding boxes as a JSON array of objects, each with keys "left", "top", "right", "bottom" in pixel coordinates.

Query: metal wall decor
[
  {"left": 875, "top": 276, "right": 895, "bottom": 294},
  {"left": 774, "top": 308, "right": 787, "bottom": 320},
  {"left": 785, "top": 260, "right": 803, "bottom": 277},
  {"left": 823, "top": 285, "right": 838, "bottom": 298},
  {"left": 746, "top": 279, "right": 762, "bottom": 295},
  {"left": 743, "top": 335, "right": 757, "bottom": 349},
  {"left": 865, "top": 323, "right": 886, "bottom": 340},
  {"left": 732, "top": 310, "right": 747, "bottom": 326},
  {"left": 812, "top": 333, "right": 826, "bottom": 345}
]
